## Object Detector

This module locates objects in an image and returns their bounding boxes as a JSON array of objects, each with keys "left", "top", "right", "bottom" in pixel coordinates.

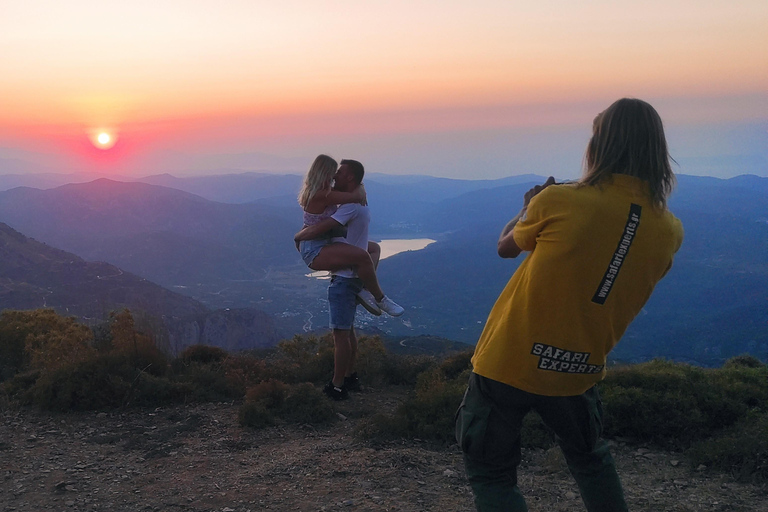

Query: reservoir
[{"left": 377, "top": 238, "right": 436, "bottom": 260}]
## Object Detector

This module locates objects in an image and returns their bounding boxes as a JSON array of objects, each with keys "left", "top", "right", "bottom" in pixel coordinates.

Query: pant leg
[
  {"left": 535, "top": 386, "right": 628, "bottom": 512},
  {"left": 455, "top": 373, "right": 530, "bottom": 512}
]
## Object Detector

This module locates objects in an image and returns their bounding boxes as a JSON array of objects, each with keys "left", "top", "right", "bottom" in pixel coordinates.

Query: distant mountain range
[{"left": 0, "top": 171, "right": 765, "bottom": 365}]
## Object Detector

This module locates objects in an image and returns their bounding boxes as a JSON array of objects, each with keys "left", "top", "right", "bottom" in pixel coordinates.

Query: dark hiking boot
[
  {"left": 323, "top": 381, "right": 348, "bottom": 401},
  {"left": 343, "top": 372, "right": 361, "bottom": 392}
]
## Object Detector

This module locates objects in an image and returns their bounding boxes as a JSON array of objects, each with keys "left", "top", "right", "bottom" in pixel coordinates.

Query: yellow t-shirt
[{"left": 471, "top": 175, "right": 684, "bottom": 396}]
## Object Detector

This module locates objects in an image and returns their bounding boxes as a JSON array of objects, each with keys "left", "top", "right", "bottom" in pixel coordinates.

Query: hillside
[
  {"left": 0, "top": 222, "right": 283, "bottom": 353},
  {"left": 0, "top": 221, "right": 207, "bottom": 320},
  {"left": 372, "top": 175, "right": 768, "bottom": 365},
  {"left": 0, "top": 172, "right": 765, "bottom": 364},
  {"left": 0, "top": 179, "right": 306, "bottom": 320}
]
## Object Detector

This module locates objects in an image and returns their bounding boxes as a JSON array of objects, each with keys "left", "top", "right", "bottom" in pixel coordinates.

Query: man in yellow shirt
[{"left": 456, "top": 98, "right": 684, "bottom": 512}]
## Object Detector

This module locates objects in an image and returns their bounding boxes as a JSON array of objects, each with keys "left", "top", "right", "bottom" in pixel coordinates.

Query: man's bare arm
[
  {"left": 294, "top": 217, "right": 343, "bottom": 242},
  {"left": 497, "top": 176, "right": 556, "bottom": 259},
  {"left": 497, "top": 209, "right": 527, "bottom": 258}
]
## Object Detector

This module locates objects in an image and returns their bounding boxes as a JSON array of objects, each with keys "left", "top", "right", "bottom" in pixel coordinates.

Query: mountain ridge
[{"left": 0, "top": 172, "right": 765, "bottom": 364}]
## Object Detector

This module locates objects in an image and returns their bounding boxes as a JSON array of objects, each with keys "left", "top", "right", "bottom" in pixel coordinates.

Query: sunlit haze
[{"left": 0, "top": 1, "right": 766, "bottom": 179}]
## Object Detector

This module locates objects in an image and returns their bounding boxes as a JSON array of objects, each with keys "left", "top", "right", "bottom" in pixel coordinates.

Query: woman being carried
[{"left": 296, "top": 154, "right": 403, "bottom": 317}]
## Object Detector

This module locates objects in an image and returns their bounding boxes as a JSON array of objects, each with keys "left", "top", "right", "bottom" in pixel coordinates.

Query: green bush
[
  {"left": 121, "top": 340, "right": 169, "bottom": 378},
  {"left": 359, "top": 367, "right": 469, "bottom": 444},
  {"left": 380, "top": 354, "right": 436, "bottom": 386},
  {"left": 238, "top": 401, "right": 274, "bottom": 429},
  {"left": 180, "top": 344, "right": 229, "bottom": 364},
  {"left": 600, "top": 359, "right": 768, "bottom": 448},
  {"left": 269, "top": 335, "right": 335, "bottom": 384},
  {"left": 0, "top": 370, "right": 40, "bottom": 405},
  {"left": 32, "top": 353, "right": 128, "bottom": 411},
  {"left": 688, "top": 410, "right": 768, "bottom": 483},
  {"left": 280, "top": 383, "right": 336, "bottom": 424},
  {"left": 222, "top": 355, "right": 268, "bottom": 397},
  {"left": 437, "top": 350, "right": 474, "bottom": 380},
  {"left": 239, "top": 381, "right": 335, "bottom": 429},
  {"left": 723, "top": 355, "right": 765, "bottom": 369},
  {"left": 0, "top": 309, "right": 94, "bottom": 379},
  {"left": 170, "top": 349, "right": 269, "bottom": 402},
  {"left": 0, "top": 311, "right": 31, "bottom": 380},
  {"left": 30, "top": 351, "right": 186, "bottom": 411},
  {"left": 351, "top": 336, "right": 388, "bottom": 384},
  {"left": 171, "top": 361, "right": 241, "bottom": 402},
  {"left": 245, "top": 379, "right": 288, "bottom": 409}
]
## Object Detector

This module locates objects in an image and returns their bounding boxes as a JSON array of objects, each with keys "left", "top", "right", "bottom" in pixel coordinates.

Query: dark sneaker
[
  {"left": 343, "top": 372, "right": 361, "bottom": 392},
  {"left": 323, "top": 381, "right": 348, "bottom": 401}
]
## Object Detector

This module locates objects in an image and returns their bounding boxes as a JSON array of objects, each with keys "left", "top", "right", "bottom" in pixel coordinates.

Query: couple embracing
[{"left": 295, "top": 156, "right": 403, "bottom": 401}]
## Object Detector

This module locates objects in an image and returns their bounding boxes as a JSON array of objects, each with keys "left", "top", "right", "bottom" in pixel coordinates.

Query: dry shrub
[
  {"left": 238, "top": 402, "right": 273, "bottom": 429},
  {"left": 380, "top": 354, "right": 437, "bottom": 386},
  {"left": 600, "top": 358, "right": 768, "bottom": 448},
  {"left": 0, "top": 310, "right": 35, "bottom": 380},
  {"left": 239, "top": 381, "right": 335, "bottom": 429},
  {"left": 245, "top": 379, "right": 288, "bottom": 409},
  {"left": 353, "top": 335, "right": 388, "bottom": 383},
  {"left": 108, "top": 310, "right": 168, "bottom": 376},
  {"left": 30, "top": 352, "right": 184, "bottom": 411},
  {"left": 269, "top": 334, "right": 334, "bottom": 383},
  {"left": 359, "top": 366, "right": 469, "bottom": 444},
  {"left": 180, "top": 344, "right": 229, "bottom": 364},
  {"left": 223, "top": 355, "right": 268, "bottom": 396},
  {"left": 280, "top": 383, "right": 335, "bottom": 424},
  {"left": 20, "top": 310, "right": 94, "bottom": 375},
  {"left": 437, "top": 350, "right": 474, "bottom": 380},
  {"left": 688, "top": 410, "right": 768, "bottom": 482},
  {"left": 724, "top": 355, "right": 765, "bottom": 369}
]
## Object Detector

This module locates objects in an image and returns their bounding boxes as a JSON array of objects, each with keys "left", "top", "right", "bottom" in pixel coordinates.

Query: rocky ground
[{"left": 2, "top": 386, "right": 766, "bottom": 512}]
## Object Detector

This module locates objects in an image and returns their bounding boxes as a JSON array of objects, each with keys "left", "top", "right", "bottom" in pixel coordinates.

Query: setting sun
[{"left": 89, "top": 129, "right": 117, "bottom": 150}]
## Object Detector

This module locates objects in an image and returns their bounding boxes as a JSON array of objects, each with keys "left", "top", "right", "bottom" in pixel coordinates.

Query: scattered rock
[{"left": 1, "top": 391, "right": 766, "bottom": 512}]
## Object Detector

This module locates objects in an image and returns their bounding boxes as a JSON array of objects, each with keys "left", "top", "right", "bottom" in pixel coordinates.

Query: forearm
[
  {"left": 499, "top": 207, "right": 527, "bottom": 239},
  {"left": 497, "top": 207, "right": 527, "bottom": 258},
  {"left": 294, "top": 218, "right": 342, "bottom": 242},
  {"left": 497, "top": 176, "right": 555, "bottom": 259},
  {"left": 295, "top": 225, "right": 325, "bottom": 242}
]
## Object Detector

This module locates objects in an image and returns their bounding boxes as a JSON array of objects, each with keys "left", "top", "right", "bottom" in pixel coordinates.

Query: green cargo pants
[{"left": 455, "top": 372, "right": 628, "bottom": 512}]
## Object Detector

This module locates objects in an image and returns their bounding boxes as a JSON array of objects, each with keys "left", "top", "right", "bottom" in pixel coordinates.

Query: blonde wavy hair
[
  {"left": 298, "top": 154, "right": 338, "bottom": 208},
  {"left": 582, "top": 98, "right": 676, "bottom": 209}
]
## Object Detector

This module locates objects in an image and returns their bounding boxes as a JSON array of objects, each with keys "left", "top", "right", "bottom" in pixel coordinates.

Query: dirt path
[{"left": 2, "top": 386, "right": 766, "bottom": 512}]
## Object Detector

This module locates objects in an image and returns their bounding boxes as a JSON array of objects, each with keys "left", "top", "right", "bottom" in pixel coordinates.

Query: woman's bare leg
[
  {"left": 310, "top": 243, "right": 385, "bottom": 300},
  {"left": 367, "top": 241, "right": 381, "bottom": 270}
]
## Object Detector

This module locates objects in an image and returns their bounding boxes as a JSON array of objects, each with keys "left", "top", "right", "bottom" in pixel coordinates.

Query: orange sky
[{"left": 0, "top": 1, "right": 766, "bottom": 178}]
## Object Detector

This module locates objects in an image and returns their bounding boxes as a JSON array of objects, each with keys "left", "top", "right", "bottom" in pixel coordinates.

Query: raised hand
[{"left": 523, "top": 176, "right": 556, "bottom": 207}]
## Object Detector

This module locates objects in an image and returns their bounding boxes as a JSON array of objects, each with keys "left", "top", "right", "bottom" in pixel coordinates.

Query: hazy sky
[{"left": 0, "top": 0, "right": 766, "bottom": 179}]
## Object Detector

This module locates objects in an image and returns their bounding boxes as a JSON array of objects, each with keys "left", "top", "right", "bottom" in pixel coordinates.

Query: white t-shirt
[{"left": 330, "top": 203, "right": 370, "bottom": 278}]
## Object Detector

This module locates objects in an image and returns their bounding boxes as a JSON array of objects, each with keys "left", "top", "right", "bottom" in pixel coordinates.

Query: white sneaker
[
  {"left": 356, "top": 289, "right": 382, "bottom": 316},
  {"left": 377, "top": 296, "right": 404, "bottom": 317}
]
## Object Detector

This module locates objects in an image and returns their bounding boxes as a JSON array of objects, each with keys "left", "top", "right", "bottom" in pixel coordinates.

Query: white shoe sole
[{"left": 356, "top": 294, "right": 382, "bottom": 316}]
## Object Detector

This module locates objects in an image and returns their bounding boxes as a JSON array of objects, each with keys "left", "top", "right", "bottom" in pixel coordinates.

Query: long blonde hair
[
  {"left": 298, "top": 154, "right": 338, "bottom": 208},
  {"left": 582, "top": 98, "right": 676, "bottom": 209}
]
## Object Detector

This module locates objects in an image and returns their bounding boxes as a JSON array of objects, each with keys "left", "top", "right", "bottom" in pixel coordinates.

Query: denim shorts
[
  {"left": 299, "top": 238, "right": 330, "bottom": 267},
  {"left": 328, "top": 276, "right": 363, "bottom": 330}
]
